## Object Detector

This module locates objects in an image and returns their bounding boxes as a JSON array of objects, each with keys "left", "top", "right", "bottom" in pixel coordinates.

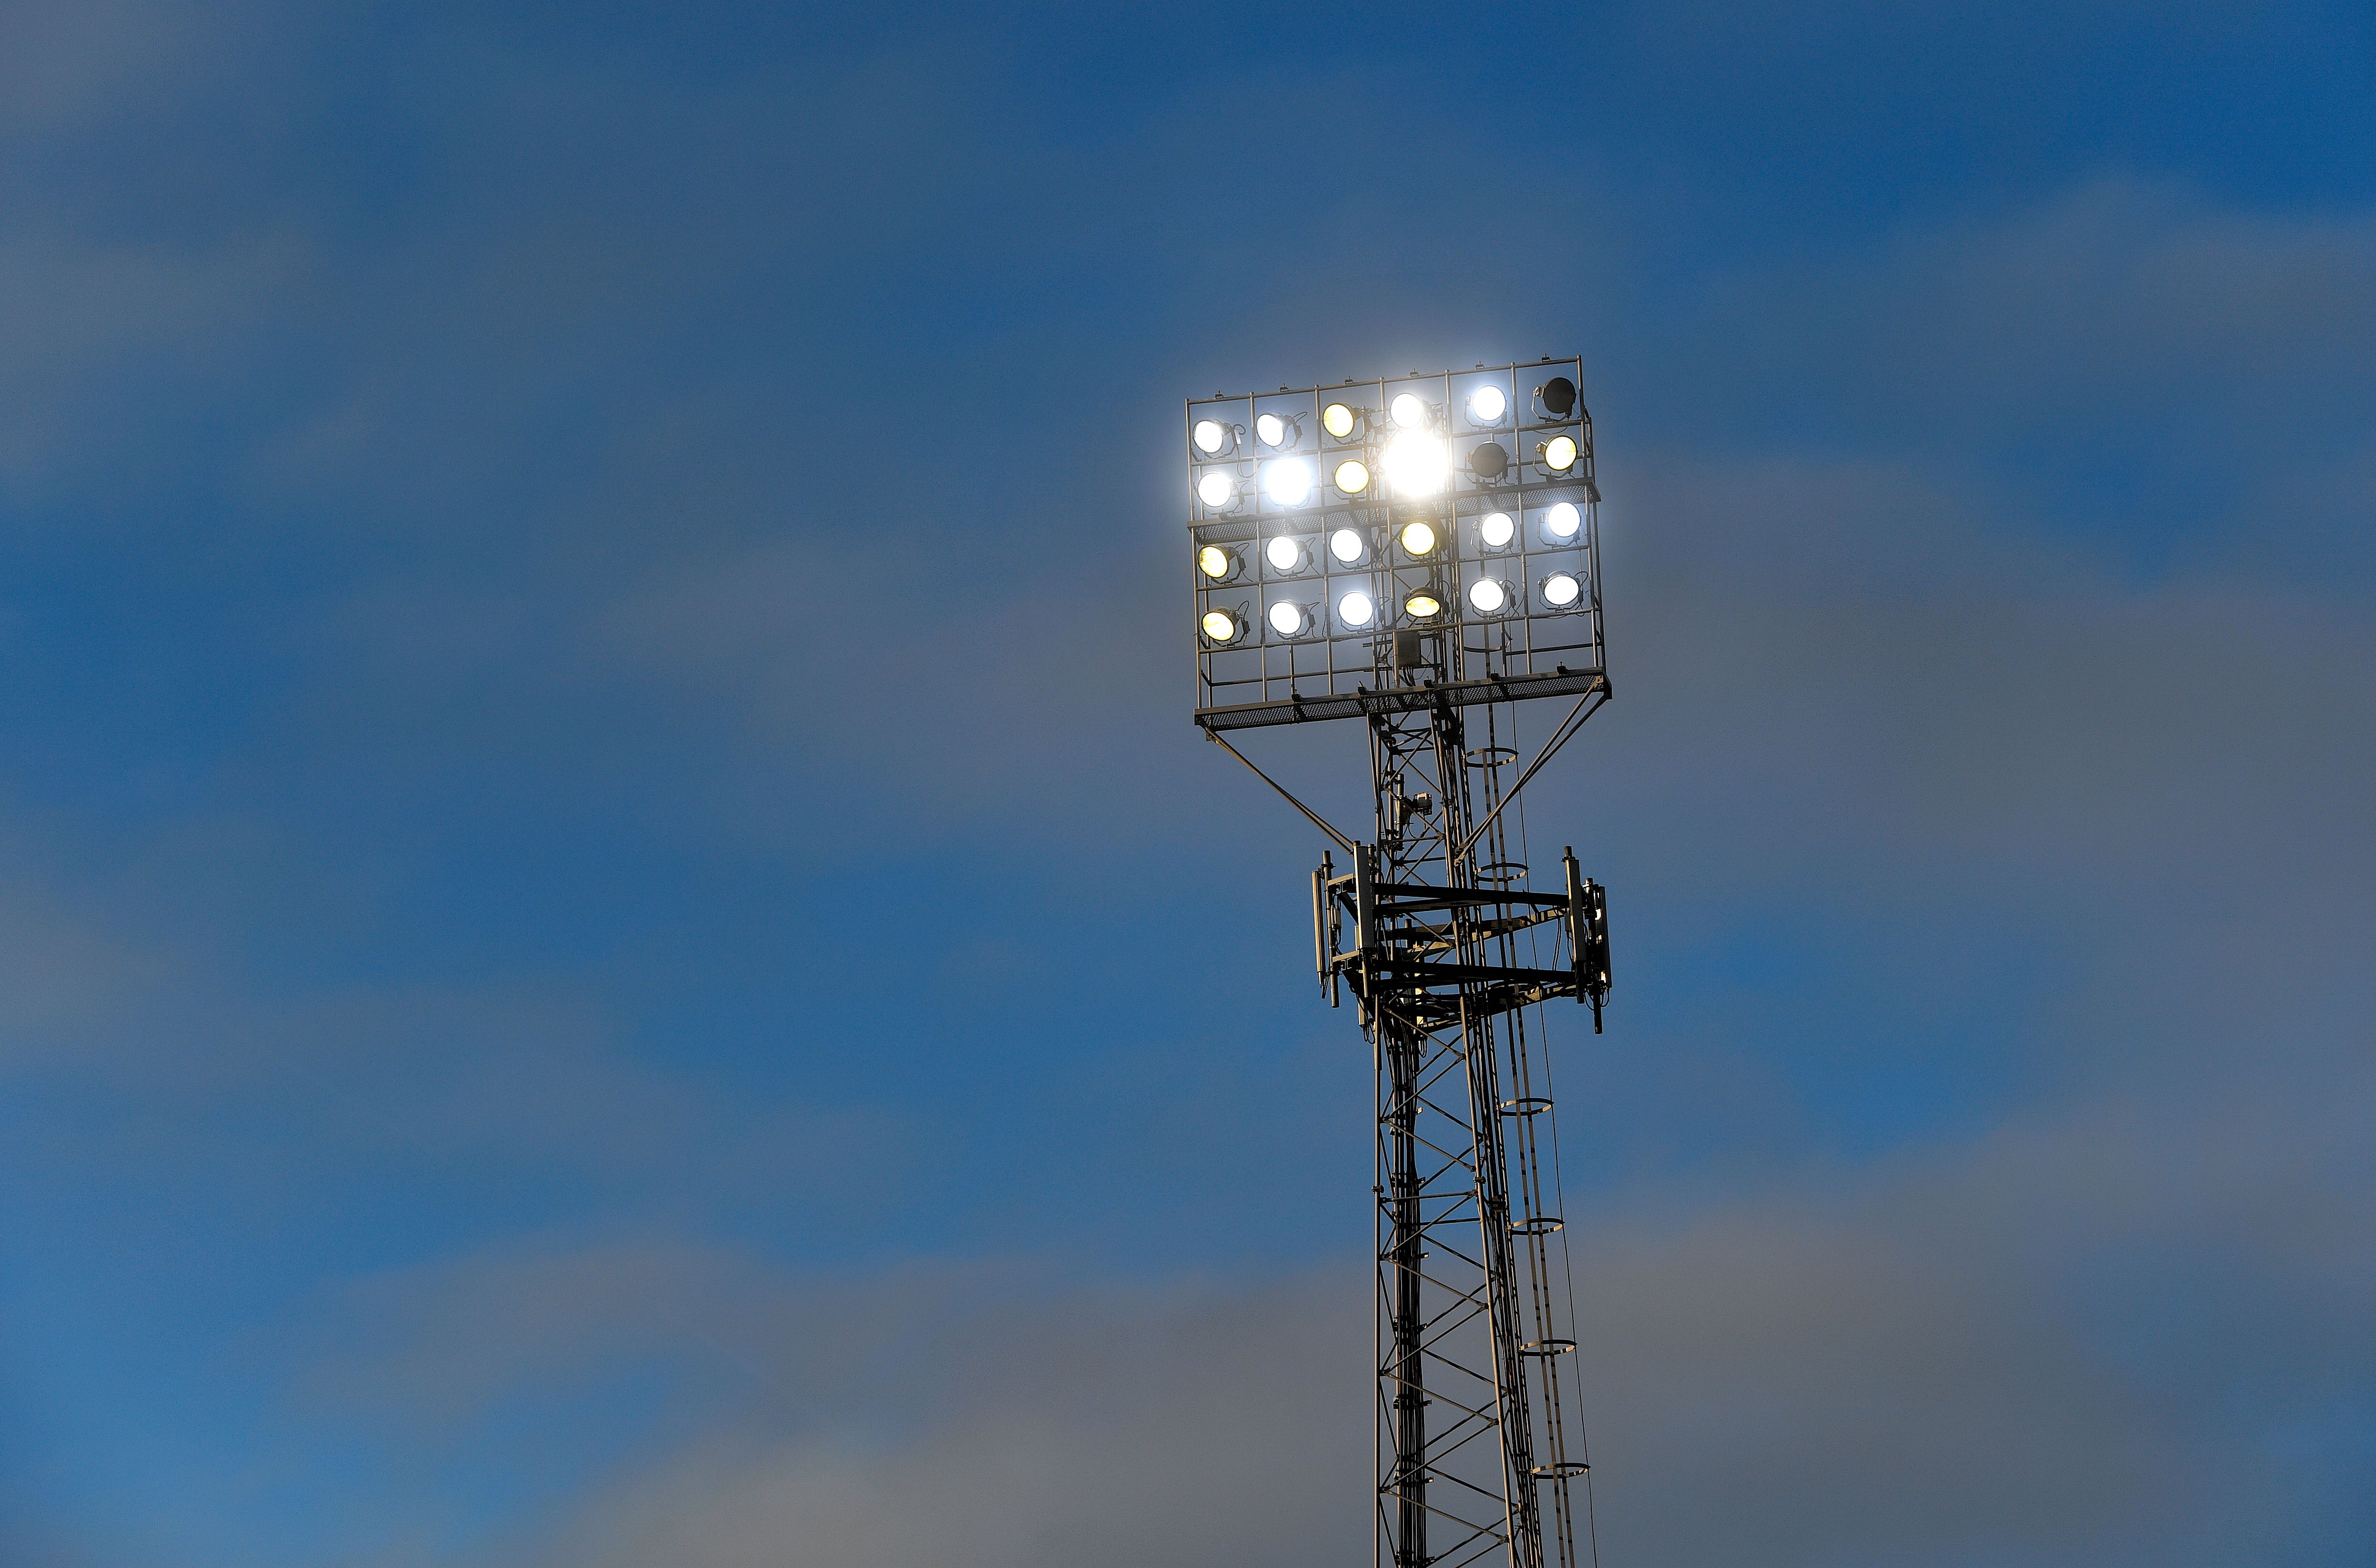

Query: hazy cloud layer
[{"left": 0, "top": 5, "right": 2370, "bottom": 1566}]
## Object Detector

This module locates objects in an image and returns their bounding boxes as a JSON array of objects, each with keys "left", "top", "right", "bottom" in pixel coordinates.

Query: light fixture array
[{"left": 1188, "top": 359, "right": 1602, "bottom": 728}]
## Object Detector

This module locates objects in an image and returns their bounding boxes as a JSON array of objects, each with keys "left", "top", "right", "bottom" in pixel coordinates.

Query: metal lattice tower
[{"left": 1187, "top": 361, "right": 1614, "bottom": 1568}]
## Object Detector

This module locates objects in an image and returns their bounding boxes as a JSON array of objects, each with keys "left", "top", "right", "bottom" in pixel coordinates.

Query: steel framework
[{"left": 1188, "top": 361, "right": 1615, "bottom": 1568}]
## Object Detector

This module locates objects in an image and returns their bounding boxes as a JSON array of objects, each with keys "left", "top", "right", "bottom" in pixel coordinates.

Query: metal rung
[{"left": 1511, "top": 1215, "right": 1563, "bottom": 1236}]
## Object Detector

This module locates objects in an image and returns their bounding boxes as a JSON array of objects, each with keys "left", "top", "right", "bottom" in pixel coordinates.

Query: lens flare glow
[
  {"left": 1265, "top": 535, "right": 1306, "bottom": 573},
  {"left": 1390, "top": 392, "right": 1427, "bottom": 429},
  {"left": 1542, "top": 501, "right": 1580, "bottom": 539},
  {"left": 1383, "top": 432, "right": 1446, "bottom": 495},
  {"left": 1333, "top": 459, "right": 1370, "bottom": 495},
  {"left": 1197, "top": 544, "right": 1234, "bottom": 579},
  {"left": 1403, "top": 586, "right": 1443, "bottom": 618},
  {"left": 1337, "top": 589, "right": 1376, "bottom": 627},
  {"left": 1479, "top": 511, "right": 1516, "bottom": 548},
  {"left": 1541, "top": 435, "right": 1578, "bottom": 472},
  {"left": 1322, "top": 402, "right": 1356, "bottom": 439},
  {"left": 1542, "top": 572, "right": 1581, "bottom": 607},
  {"left": 1192, "top": 419, "right": 1230, "bottom": 455},
  {"left": 1264, "top": 458, "right": 1313, "bottom": 505},
  {"left": 1256, "top": 412, "right": 1294, "bottom": 447},
  {"left": 1468, "top": 578, "right": 1510, "bottom": 614},
  {"left": 1202, "top": 609, "right": 1241, "bottom": 642},
  {"left": 1399, "top": 520, "right": 1438, "bottom": 556},
  {"left": 1268, "top": 600, "right": 1311, "bottom": 637},
  {"left": 1467, "top": 385, "right": 1506, "bottom": 423},
  {"left": 1197, "top": 471, "right": 1236, "bottom": 509},
  {"left": 1329, "top": 528, "right": 1367, "bottom": 565}
]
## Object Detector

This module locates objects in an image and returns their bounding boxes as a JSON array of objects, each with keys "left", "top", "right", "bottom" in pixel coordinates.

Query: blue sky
[{"left": 0, "top": 2, "right": 2371, "bottom": 1564}]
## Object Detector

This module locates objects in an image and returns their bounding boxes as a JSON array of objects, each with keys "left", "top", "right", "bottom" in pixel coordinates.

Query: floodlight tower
[{"left": 1186, "top": 362, "right": 1614, "bottom": 1568}]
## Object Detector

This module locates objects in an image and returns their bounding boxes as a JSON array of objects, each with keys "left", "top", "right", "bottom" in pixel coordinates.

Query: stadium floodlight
[
  {"left": 1467, "top": 576, "right": 1515, "bottom": 615},
  {"left": 1268, "top": 599, "right": 1317, "bottom": 638},
  {"left": 1181, "top": 359, "right": 1612, "bottom": 1568},
  {"left": 1186, "top": 359, "right": 1598, "bottom": 730},
  {"left": 1265, "top": 535, "right": 1312, "bottom": 574},
  {"left": 1383, "top": 432, "right": 1446, "bottom": 496},
  {"left": 1265, "top": 458, "right": 1315, "bottom": 505}
]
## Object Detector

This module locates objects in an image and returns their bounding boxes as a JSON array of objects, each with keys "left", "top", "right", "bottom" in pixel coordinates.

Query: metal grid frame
[{"left": 1188, "top": 359, "right": 1602, "bottom": 732}]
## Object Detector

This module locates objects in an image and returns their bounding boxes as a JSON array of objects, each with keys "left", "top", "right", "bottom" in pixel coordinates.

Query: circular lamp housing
[
  {"left": 1267, "top": 600, "right": 1318, "bottom": 639},
  {"left": 1398, "top": 519, "right": 1439, "bottom": 557},
  {"left": 1538, "top": 435, "right": 1579, "bottom": 473},
  {"left": 1333, "top": 459, "right": 1371, "bottom": 495},
  {"left": 1540, "top": 572, "right": 1583, "bottom": 609},
  {"left": 1390, "top": 392, "right": 1429, "bottom": 429},
  {"left": 1328, "top": 528, "right": 1369, "bottom": 566},
  {"left": 1197, "top": 470, "right": 1240, "bottom": 511},
  {"left": 1478, "top": 511, "right": 1516, "bottom": 550},
  {"left": 1383, "top": 432, "right": 1446, "bottom": 496},
  {"left": 1469, "top": 441, "right": 1509, "bottom": 482},
  {"left": 1537, "top": 376, "right": 1577, "bottom": 418},
  {"left": 1192, "top": 418, "right": 1239, "bottom": 456},
  {"left": 1196, "top": 544, "right": 1242, "bottom": 583},
  {"left": 1321, "top": 402, "right": 1358, "bottom": 440},
  {"left": 1467, "top": 384, "right": 1507, "bottom": 425},
  {"left": 1539, "top": 501, "right": 1581, "bottom": 542},
  {"left": 1336, "top": 588, "right": 1378, "bottom": 628},
  {"left": 1263, "top": 458, "right": 1314, "bottom": 506},
  {"left": 1200, "top": 607, "right": 1248, "bottom": 645},
  {"left": 1255, "top": 411, "right": 1301, "bottom": 449},
  {"left": 1403, "top": 584, "right": 1445, "bottom": 620},
  {"left": 1467, "top": 577, "right": 1516, "bottom": 615},
  {"left": 1264, "top": 535, "right": 1312, "bottom": 574}
]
